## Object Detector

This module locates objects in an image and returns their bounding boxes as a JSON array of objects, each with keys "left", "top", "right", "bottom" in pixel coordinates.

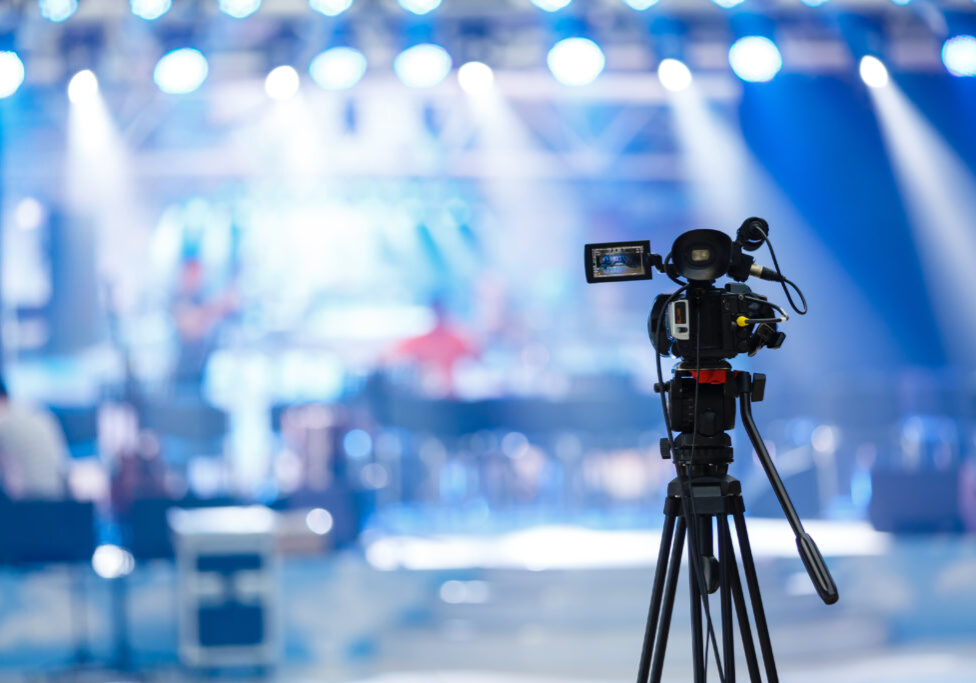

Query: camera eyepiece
[{"left": 670, "top": 229, "right": 732, "bottom": 283}]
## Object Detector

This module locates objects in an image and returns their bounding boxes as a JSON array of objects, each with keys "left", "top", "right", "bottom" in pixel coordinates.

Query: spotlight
[
  {"left": 397, "top": 0, "right": 441, "bottom": 14},
  {"left": 153, "top": 48, "right": 209, "bottom": 94},
  {"left": 547, "top": 37, "right": 605, "bottom": 87},
  {"left": 130, "top": 0, "right": 171, "bottom": 20},
  {"left": 218, "top": 0, "right": 261, "bottom": 18},
  {"left": 15, "top": 197, "right": 45, "bottom": 231},
  {"left": 309, "top": 47, "right": 367, "bottom": 90},
  {"left": 728, "top": 36, "right": 782, "bottom": 83},
  {"left": 531, "top": 0, "right": 572, "bottom": 10},
  {"left": 457, "top": 61, "right": 494, "bottom": 95},
  {"left": 942, "top": 35, "right": 976, "bottom": 77},
  {"left": 394, "top": 44, "right": 452, "bottom": 88},
  {"left": 657, "top": 58, "right": 692, "bottom": 92},
  {"left": 0, "top": 51, "right": 25, "bottom": 99},
  {"left": 91, "top": 545, "right": 135, "bottom": 580},
  {"left": 622, "top": 0, "right": 659, "bottom": 8},
  {"left": 266, "top": 65, "right": 300, "bottom": 100},
  {"left": 39, "top": 0, "right": 77, "bottom": 22},
  {"left": 67, "top": 70, "right": 98, "bottom": 104},
  {"left": 711, "top": 0, "right": 745, "bottom": 8},
  {"left": 309, "top": 0, "right": 353, "bottom": 15},
  {"left": 859, "top": 55, "right": 889, "bottom": 88},
  {"left": 798, "top": 0, "right": 829, "bottom": 6}
]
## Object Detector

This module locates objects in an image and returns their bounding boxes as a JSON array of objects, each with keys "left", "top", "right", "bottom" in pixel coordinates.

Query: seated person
[{"left": 0, "top": 377, "right": 68, "bottom": 499}]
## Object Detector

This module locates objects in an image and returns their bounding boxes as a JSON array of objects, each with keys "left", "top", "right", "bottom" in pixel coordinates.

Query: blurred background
[{"left": 0, "top": 0, "right": 975, "bottom": 680}]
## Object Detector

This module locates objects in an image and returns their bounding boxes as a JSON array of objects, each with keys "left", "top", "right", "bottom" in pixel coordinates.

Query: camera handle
[{"left": 736, "top": 372, "right": 840, "bottom": 606}]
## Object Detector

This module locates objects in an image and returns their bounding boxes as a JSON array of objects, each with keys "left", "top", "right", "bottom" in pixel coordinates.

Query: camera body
[{"left": 648, "top": 283, "right": 785, "bottom": 360}]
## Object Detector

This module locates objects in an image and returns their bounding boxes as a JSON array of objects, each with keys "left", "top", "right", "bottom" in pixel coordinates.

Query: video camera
[{"left": 584, "top": 218, "right": 790, "bottom": 361}]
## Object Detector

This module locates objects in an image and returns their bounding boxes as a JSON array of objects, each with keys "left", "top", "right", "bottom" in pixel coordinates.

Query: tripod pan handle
[{"left": 796, "top": 532, "right": 839, "bottom": 605}]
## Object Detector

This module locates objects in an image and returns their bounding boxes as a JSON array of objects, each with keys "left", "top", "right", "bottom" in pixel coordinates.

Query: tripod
[{"left": 636, "top": 367, "right": 838, "bottom": 683}]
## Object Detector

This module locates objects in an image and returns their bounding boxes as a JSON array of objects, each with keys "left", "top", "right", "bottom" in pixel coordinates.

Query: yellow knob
[{"left": 736, "top": 316, "right": 750, "bottom": 327}]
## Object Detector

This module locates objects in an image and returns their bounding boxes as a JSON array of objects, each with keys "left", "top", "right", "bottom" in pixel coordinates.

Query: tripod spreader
[{"left": 735, "top": 372, "right": 839, "bottom": 606}]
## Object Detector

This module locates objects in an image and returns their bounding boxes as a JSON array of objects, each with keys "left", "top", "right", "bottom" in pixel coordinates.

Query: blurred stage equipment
[
  {"left": 169, "top": 506, "right": 280, "bottom": 671},
  {"left": 584, "top": 218, "right": 838, "bottom": 682}
]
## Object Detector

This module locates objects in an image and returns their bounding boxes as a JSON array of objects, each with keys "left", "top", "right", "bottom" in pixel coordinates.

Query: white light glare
[
  {"left": 799, "top": 0, "right": 829, "bottom": 6},
  {"left": 154, "top": 48, "right": 209, "bottom": 94},
  {"left": 265, "top": 65, "right": 300, "bottom": 100},
  {"left": 218, "top": 0, "right": 261, "bottom": 18},
  {"left": 942, "top": 35, "right": 976, "bottom": 77},
  {"left": 711, "top": 0, "right": 745, "bottom": 8},
  {"left": 457, "top": 61, "right": 494, "bottom": 95},
  {"left": 39, "top": 0, "right": 77, "bottom": 22},
  {"left": 91, "top": 544, "right": 135, "bottom": 579},
  {"left": 309, "top": 0, "right": 353, "bottom": 15},
  {"left": 309, "top": 47, "right": 367, "bottom": 90},
  {"left": 547, "top": 37, "right": 606, "bottom": 87},
  {"left": 531, "top": 0, "right": 573, "bottom": 10},
  {"left": 658, "top": 58, "right": 692, "bottom": 92},
  {"left": 305, "top": 508, "right": 334, "bottom": 535},
  {"left": 728, "top": 36, "right": 783, "bottom": 83},
  {"left": 859, "top": 55, "right": 889, "bottom": 88},
  {"left": 622, "top": 0, "right": 659, "bottom": 8},
  {"left": 15, "top": 197, "right": 45, "bottom": 231},
  {"left": 67, "top": 70, "right": 99, "bottom": 104},
  {"left": 0, "top": 51, "right": 25, "bottom": 99},
  {"left": 130, "top": 0, "right": 171, "bottom": 20},
  {"left": 397, "top": 0, "right": 441, "bottom": 14},
  {"left": 394, "top": 44, "right": 453, "bottom": 88}
]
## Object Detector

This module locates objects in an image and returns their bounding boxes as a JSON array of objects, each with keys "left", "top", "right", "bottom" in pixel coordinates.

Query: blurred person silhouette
[
  {"left": 110, "top": 431, "right": 169, "bottom": 515},
  {"left": 171, "top": 258, "right": 237, "bottom": 394},
  {"left": 390, "top": 299, "right": 478, "bottom": 397},
  {"left": 0, "top": 376, "right": 69, "bottom": 499}
]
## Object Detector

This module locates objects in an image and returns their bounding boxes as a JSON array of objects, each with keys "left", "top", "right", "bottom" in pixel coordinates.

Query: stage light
[
  {"left": 859, "top": 55, "right": 889, "bottom": 88},
  {"left": 942, "top": 35, "right": 976, "bottom": 77},
  {"left": 658, "top": 58, "right": 692, "bottom": 92},
  {"left": 305, "top": 508, "right": 334, "bottom": 535},
  {"left": 0, "top": 51, "right": 25, "bottom": 99},
  {"left": 798, "top": 0, "right": 829, "bottom": 6},
  {"left": 309, "top": 47, "right": 367, "bottom": 90},
  {"left": 309, "top": 0, "right": 353, "bottom": 15},
  {"left": 218, "top": 0, "right": 261, "bottom": 18},
  {"left": 394, "top": 44, "right": 452, "bottom": 88},
  {"left": 547, "top": 37, "right": 605, "bottom": 86},
  {"left": 15, "top": 197, "right": 45, "bottom": 230},
  {"left": 397, "top": 0, "right": 441, "bottom": 14},
  {"left": 153, "top": 48, "right": 208, "bottom": 94},
  {"left": 622, "top": 0, "right": 659, "bottom": 8},
  {"left": 457, "top": 61, "right": 494, "bottom": 95},
  {"left": 68, "top": 70, "right": 98, "bottom": 104},
  {"left": 130, "top": 0, "right": 171, "bottom": 20},
  {"left": 39, "top": 0, "right": 77, "bottom": 22},
  {"left": 728, "top": 36, "right": 782, "bottom": 83},
  {"left": 531, "top": 0, "right": 572, "bottom": 10},
  {"left": 92, "top": 545, "right": 135, "bottom": 579},
  {"left": 711, "top": 0, "right": 745, "bottom": 8},
  {"left": 266, "top": 65, "right": 300, "bottom": 100}
]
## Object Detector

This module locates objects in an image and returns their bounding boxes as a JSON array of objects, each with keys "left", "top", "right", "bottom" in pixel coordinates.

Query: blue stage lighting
[
  {"left": 153, "top": 48, "right": 209, "bottom": 94},
  {"left": 218, "top": 0, "right": 261, "bottom": 18},
  {"left": 309, "top": 0, "right": 353, "bottom": 15},
  {"left": 658, "top": 58, "right": 692, "bottom": 92},
  {"left": 310, "top": 47, "right": 367, "bottom": 90},
  {"left": 547, "top": 37, "right": 605, "bottom": 86},
  {"left": 394, "top": 44, "right": 452, "bottom": 88},
  {"left": 0, "top": 51, "right": 25, "bottom": 99},
  {"left": 531, "top": 0, "right": 572, "bottom": 10},
  {"left": 942, "top": 35, "right": 976, "bottom": 77},
  {"left": 397, "top": 0, "right": 441, "bottom": 14},
  {"left": 622, "top": 0, "right": 659, "bottom": 8},
  {"left": 130, "top": 0, "right": 171, "bottom": 20},
  {"left": 39, "top": 0, "right": 77, "bottom": 22},
  {"left": 728, "top": 36, "right": 782, "bottom": 83},
  {"left": 798, "top": 0, "right": 829, "bottom": 6}
]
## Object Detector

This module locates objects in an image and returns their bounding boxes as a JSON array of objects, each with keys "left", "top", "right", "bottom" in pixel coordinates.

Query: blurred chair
[{"left": 0, "top": 499, "right": 97, "bottom": 665}]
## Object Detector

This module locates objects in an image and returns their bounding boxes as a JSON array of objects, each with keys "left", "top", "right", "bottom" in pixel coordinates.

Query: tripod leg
[
  {"left": 649, "top": 516, "right": 686, "bottom": 683},
  {"left": 718, "top": 516, "right": 735, "bottom": 683},
  {"left": 732, "top": 511, "right": 779, "bottom": 683},
  {"left": 689, "top": 537, "right": 706, "bottom": 683},
  {"left": 637, "top": 503, "right": 678, "bottom": 683},
  {"left": 723, "top": 520, "right": 762, "bottom": 682}
]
